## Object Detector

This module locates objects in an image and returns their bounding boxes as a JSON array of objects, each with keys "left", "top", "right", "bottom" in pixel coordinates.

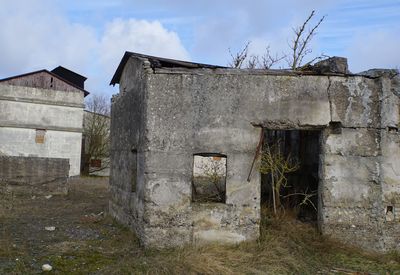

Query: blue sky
[{"left": 0, "top": 0, "right": 399, "bottom": 98}]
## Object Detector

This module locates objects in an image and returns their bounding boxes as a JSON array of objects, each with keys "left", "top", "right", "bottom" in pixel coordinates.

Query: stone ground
[{"left": 1, "top": 177, "right": 399, "bottom": 274}]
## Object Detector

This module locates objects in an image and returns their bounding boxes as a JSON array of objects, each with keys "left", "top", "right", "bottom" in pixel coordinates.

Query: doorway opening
[{"left": 260, "top": 129, "right": 321, "bottom": 224}]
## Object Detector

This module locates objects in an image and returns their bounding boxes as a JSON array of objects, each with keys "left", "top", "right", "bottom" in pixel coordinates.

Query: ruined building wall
[
  {"left": 109, "top": 58, "right": 147, "bottom": 239},
  {"left": 110, "top": 56, "right": 400, "bottom": 251},
  {"left": 320, "top": 72, "right": 400, "bottom": 251},
  {"left": 142, "top": 70, "right": 331, "bottom": 247}
]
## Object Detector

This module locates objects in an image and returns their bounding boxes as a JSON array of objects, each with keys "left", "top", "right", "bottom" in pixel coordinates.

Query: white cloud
[
  {"left": 99, "top": 18, "right": 190, "bottom": 79},
  {"left": 0, "top": 0, "right": 97, "bottom": 77},
  {"left": 0, "top": 1, "right": 190, "bottom": 97},
  {"left": 346, "top": 29, "right": 400, "bottom": 72}
]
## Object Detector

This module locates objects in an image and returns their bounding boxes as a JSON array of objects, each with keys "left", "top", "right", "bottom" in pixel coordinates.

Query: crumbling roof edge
[
  {"left": 0, "top": 69, "right": 90, "bottom": 97},
  {"left": 110, "top": 51, "right": 226, "bottom": 85},
  {"left": 110, "top": 52, "right": 388, "bottom": 85},
  {"left": 151, "top": 67, "right": 377, "bottom": 79}
]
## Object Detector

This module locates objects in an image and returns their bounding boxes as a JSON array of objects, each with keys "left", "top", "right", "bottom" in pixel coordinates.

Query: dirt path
[{"left": 0, "top": 177, "right": 137, "bottom": 274}]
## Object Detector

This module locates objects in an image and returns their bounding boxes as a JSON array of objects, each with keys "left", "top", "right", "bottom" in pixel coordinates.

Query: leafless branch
[
  {"left": 260, "top": 46, "right": 286, "bottom": 69},
  {"left": 228, "top": 43, "right": 286, "bottom": 70},
  {"left": 228, "top": 41, "right": 251, "bottom": 68},
  {"left": 287, "top": 10, "right": 326, "bottom": 70}
]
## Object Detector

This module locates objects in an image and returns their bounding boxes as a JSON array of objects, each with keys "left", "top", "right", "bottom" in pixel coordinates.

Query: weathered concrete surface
[
  {"left": 109, "top": 54, "right": 400, "bottom": 252},
  {"left": 0, "top": 84, "right": 84, "bottom": 176},
  {"left": 0, "top": 127, "right": 82, "bottom": 177},
  {"left": 108, "top": 57, "right": 147, "bottom": 241},
  {"left": 0, "top": 156, "right": 69, "bottom": 195},
  {"left": 319, "top": 69, "right": 400, "bottom": 252}
]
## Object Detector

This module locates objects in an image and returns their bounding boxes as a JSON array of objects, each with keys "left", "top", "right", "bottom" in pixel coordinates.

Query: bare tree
[
  {"left": 228, "top": 41, "right": 250, "bottom": 68},
  {"left": 259, "top": 46, "right": 286, "bottom": 69},
  {"left": 228, "top": 10, "right": 325, "bottom": 70},
  {"left": 83, "top": 95, "right": 111, "bottom": 175},
  {"left": 287, "top": 10, "right": 326, "bottom": 70},
  {"left": 229, "top": 42, "right": 285, "bottom": 69}
]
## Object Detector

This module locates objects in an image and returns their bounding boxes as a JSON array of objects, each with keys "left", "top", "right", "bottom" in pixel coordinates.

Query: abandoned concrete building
[
  {"left": 109, "top": 52, "right": 400, "bottom": 252},
  {"left": 0, "top": 66, "right": 89, "bottom": 193}
]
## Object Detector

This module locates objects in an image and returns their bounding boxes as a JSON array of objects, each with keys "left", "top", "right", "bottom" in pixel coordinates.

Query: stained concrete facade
[
  {"left": 0, "top": 69, "right": 88, "bottom": 176},
  {"left": 109, "top": 52, "right": 400, "bottom": 251},
  {"left": 0, "top": 156, "right": 69, "bottom": 195}
]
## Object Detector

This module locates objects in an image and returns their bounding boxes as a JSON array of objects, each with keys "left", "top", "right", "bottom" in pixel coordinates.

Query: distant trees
[
  {"left": 82, "top": 95, "right": 110, "bottom": 175},
  {"left": 229, "top": 10, "right": 326, "bottom": 70}
]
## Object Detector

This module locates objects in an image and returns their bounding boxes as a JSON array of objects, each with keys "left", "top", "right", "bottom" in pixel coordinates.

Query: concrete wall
[
  {"left": 320, "top": 72, "right": 400, "bottom": 251},
  {"left": 0, "top": 84, "right": 84, "bottom": 176},
  {"left": 110, "top": 56, "right": 400, "bottom": 251},
  {"left": 0, "top": 156, "right": 69, "bottom": 195},
  {"left": 109, "top": 58, "right": 147, "bottom": 240}
]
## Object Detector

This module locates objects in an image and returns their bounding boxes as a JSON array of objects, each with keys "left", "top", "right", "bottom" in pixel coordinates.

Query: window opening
[
  {"left": 192, "top": 153, "right": 227, "bottom": 203},
  {"left": 35, "top": 129, "right": 46, "bottom": 144}
]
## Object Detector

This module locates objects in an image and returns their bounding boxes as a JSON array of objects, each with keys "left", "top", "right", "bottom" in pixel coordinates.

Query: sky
[{"left": 0, "top": 0, "right": 399, "bottom": 98}]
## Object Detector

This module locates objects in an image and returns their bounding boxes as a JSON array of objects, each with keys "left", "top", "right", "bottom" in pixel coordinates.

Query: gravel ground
[{"left": 0, "top": 177, "right": 124, "bottom": 274}]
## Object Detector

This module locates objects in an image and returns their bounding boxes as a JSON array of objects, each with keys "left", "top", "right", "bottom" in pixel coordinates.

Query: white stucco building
[{"left": 0, "top": 67, "right": 89, "bottom": 176}]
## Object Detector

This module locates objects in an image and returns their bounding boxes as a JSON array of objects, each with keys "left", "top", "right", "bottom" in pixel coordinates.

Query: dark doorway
[{"left": 261, "top": 129, "right": 321, "bottom": 223}]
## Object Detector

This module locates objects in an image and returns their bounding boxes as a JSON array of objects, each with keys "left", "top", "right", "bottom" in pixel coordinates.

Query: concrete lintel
[{"left": 251, "top": 121, "right": 328, "bottom": 130}]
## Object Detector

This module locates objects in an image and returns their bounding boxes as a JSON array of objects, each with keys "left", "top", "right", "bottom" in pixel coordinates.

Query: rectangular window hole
[
  {"left": 192, "top": 153, "right": 226, "bottom": 203},
  {"left": 35, "top": 129, "right": 46, "bottom": 144}
]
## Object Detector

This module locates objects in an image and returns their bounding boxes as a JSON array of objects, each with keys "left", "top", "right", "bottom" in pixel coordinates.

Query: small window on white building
[
  {"left": 192, "top": 153, "right": 227, "bottom": 203},
  {"left": 35, "top": 129, "right": 46, "bottom": 144}
]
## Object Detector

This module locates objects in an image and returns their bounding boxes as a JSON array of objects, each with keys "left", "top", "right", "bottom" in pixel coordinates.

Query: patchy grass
[{"left": 1, "top": 178, "right": 399, "bottom": 274}]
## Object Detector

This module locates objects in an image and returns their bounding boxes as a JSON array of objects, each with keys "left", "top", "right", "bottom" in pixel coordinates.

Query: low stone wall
[{"left": 0, "top": 156, "right": 69, "bottom": 195}]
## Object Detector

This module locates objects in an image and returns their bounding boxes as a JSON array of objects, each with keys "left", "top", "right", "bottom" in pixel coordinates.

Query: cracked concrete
[{"left": 109, "top": 53, "right": 400, "bottom": 252}]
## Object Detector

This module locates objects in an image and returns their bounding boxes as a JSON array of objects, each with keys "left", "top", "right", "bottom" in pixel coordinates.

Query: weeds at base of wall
[{"left": 118, "top": 208, "right": 400, "bottom": 275}]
